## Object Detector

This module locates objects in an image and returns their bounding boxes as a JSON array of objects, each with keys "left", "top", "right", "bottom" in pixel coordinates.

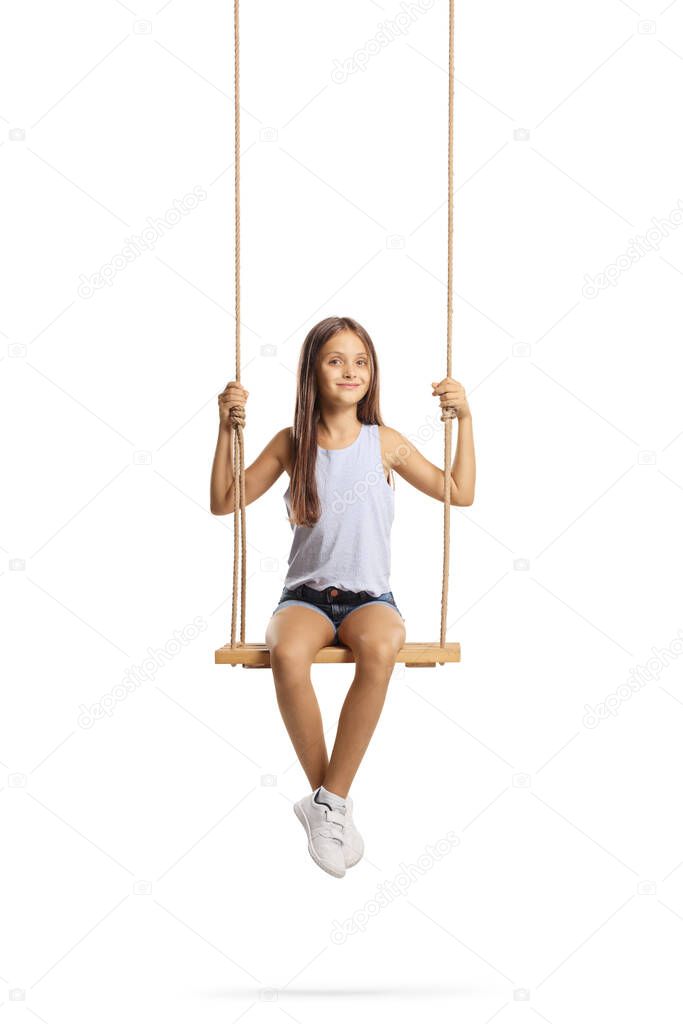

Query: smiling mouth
[{"left": 337, "top": 383, "right": 360, "bottom": 388}]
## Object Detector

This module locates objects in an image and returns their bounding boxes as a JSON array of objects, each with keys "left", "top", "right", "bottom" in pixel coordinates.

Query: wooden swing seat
[{"left": 215, "top": 641, "right": 460, "bottom": 668}]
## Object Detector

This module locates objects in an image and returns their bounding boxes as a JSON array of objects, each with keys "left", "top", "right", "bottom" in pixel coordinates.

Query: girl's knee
[
  {"left": 353, "top": 635, "right": 403, "bottom": 668},
  {"left": 269, "top": 642, "right": 311, "bottom": 674}
]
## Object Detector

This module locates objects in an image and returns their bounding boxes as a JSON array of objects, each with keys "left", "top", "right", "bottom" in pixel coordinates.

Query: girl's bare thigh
[
  {"left": 265, "top": 604, "right": 336, "bottom": 660},
  {"left": 337, "top": 601, "right": 406, "bottom": 655}
]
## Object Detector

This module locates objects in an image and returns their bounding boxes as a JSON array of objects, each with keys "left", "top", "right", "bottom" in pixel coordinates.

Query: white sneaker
[
  {"left": 293, "top": 791, "right": 347, "bottom": 878},
  {"left": 342, "top": 795, "right": 364, "bottom": 869}
]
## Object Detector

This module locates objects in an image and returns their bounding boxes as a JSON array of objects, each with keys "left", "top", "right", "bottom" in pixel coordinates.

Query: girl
[{"left": 210, "top": 315, "right": 475, "bottom": 878}]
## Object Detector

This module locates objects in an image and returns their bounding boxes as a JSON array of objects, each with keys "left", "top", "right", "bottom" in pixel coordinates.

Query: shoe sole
[
  {"left": 345, "top": 842, "right": 363, "bottom": 869},
  {"left": 294, "top": 802, "right": 346, "bottom": 878}
]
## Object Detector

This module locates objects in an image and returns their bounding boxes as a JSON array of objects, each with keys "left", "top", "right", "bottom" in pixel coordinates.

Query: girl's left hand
[{"left": 431, "top": 377, "right": 471, "bottom": 420}]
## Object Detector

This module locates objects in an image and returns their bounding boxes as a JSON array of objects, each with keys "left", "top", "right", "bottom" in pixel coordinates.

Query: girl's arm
[
  {"left": 450, "top": 411, "right": 475, "bottom": 505},
  {"left": 210, "top": 421, "right": 235, "bottom": 515},
  {"left": 210, "top": 380, "right": 288, "bottom": 515},
  {"left": 383, "top": 377, "right": 475, "bottom": 506}
]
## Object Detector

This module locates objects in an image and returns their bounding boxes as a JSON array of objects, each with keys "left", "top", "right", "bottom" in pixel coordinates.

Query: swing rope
[
  {"left": 229, "top": 0, "right": 247, "bottom": 647},
  {"left": 227, "top": 0, "right": 457, "bottom": 651},
  {"left": 439, "top": 0, "right": 458, "bottom": 648}
]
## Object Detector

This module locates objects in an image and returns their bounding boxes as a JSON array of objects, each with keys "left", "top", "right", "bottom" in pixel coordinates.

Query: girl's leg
[
  {"left": 323, "top": 605, "right": 406, "bottom": 798},
  {"left": 265, "top": 605, "right": 336, "bottom": 790}
]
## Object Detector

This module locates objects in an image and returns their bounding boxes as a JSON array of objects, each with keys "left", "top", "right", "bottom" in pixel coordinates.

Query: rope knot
[
  {"left": 440, "top": 406, "right": 458, "bottom": 422},
  {"left": 230, "top": 404, "right": 246, "bottom": 429}
]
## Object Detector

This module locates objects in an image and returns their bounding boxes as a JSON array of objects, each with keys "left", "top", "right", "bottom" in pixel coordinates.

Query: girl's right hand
[{"left": 218, "top": 381, "right": 249, "bottom": 427}]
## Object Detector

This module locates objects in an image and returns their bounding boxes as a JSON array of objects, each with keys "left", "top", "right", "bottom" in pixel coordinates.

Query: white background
[{"left": 2, "top": 0, "right": 683, "bottom": 1020}]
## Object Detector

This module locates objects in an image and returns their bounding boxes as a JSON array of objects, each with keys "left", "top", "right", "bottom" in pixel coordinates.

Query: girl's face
[{"left": 316, "top": 330, "right": 371, "bottom": 404}]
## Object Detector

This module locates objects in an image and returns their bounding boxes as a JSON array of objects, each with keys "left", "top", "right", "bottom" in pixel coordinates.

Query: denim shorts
[{"left": 271, "top": 583, "right": 405, "bottom": 646}]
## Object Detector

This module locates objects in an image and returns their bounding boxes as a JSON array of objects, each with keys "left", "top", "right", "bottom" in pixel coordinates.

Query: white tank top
[{"left": 283, "top": 423, "right": 395, "bottom": 597}]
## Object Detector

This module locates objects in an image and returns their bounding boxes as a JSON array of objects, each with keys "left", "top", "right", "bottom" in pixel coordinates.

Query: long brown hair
[{"left": 288, "top": 315, "right": 393, "bottom": 527}]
